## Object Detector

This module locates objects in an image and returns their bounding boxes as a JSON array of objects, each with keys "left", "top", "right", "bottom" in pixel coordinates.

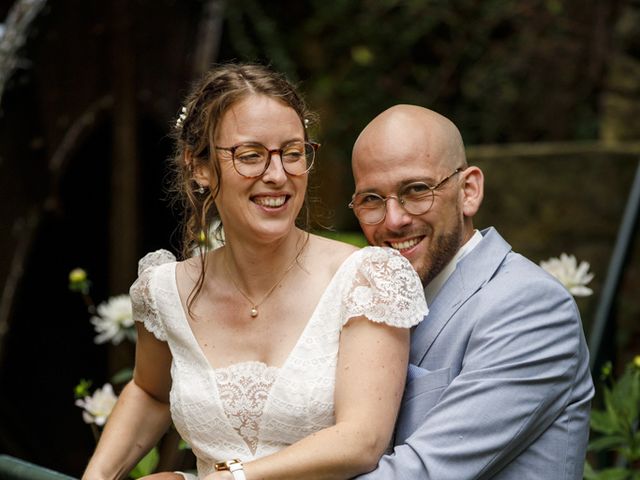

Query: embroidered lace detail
[
  {"left": 130, "top": 249, "right": 177, "bottom": 342},
  {"left": 215, "top": 362, "right": 278, "bottom": 455},
  {"left": 138, "top": 249, "right": 177, "bottom": 275},
  {"left": 342, "top": 247, "right": 427, "bottom": 328}
]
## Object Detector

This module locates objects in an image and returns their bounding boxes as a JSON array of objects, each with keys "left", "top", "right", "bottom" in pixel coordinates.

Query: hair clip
[{"left": 175, "top": 106, "right": 188, "bottom": 129}]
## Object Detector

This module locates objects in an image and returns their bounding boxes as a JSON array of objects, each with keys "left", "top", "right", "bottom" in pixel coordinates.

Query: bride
[{"left": 81, "top": 63, "right": 426, "bottom": 480}]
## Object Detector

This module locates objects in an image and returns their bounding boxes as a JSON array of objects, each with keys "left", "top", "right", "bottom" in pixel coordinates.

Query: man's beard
[{"left": 418, "top": 220, "right": 464, "bottom": 287}]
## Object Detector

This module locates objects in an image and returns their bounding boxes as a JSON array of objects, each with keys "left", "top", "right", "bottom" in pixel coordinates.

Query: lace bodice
[{"left": 130, "top": 246, "right": 427, "bottom": 478}]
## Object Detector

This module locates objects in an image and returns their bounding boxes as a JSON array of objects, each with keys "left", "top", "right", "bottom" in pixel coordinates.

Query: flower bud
[{"left": 69, "top": 268, "right": 87, "bottom": 283}]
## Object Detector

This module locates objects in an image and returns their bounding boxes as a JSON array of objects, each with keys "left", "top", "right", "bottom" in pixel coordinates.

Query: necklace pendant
[{"left": 250, "top": 307, "right": 258, "bottom": 318}]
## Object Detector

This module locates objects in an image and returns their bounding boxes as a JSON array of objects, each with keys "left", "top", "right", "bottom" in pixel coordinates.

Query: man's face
[{"left": 352, "top": 130, "right": 466, "bottom": 286}]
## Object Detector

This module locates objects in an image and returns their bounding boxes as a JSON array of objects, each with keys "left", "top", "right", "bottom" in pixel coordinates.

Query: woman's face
[{"left": 208, "top": 94, "right": 308, "bottom": 245}]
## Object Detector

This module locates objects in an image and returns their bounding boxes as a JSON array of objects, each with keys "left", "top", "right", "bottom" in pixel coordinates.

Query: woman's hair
[{"left": 168, "top": 62, "right": 316, "bottom": 313}]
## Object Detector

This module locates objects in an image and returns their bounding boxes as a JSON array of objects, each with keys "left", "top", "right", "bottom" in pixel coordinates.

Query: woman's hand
[{"left": 203, "top": 471, "right": 233, "bottom": 480}]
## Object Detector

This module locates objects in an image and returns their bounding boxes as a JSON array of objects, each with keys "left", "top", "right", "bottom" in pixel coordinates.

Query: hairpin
[{"left": 176, "top": 106, "right": 188, "bottom": 129}]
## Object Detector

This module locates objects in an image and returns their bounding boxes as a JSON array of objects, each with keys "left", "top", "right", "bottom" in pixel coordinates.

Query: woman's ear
[
  {"left": 184, "top": 150, "right": 211, "bottom": 187},
  {"left": 461, "top": 166, "right": 484, "bottom": 218}
]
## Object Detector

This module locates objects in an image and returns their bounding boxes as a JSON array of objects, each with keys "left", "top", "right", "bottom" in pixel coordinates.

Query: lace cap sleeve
[
  {"left": 342, "top": 246, "right": 427, "bottom": 328},
  {"left": 129, "top": 249, "right": 177, "bottom": 342}
]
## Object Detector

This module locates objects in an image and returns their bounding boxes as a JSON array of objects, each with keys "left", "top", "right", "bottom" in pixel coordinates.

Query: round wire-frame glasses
[
  {"left": 349, "top": 167, "right": 464, "bottom": 225},
  {"left": 215, "top": 141, "right": 319, "bottom": 178}
]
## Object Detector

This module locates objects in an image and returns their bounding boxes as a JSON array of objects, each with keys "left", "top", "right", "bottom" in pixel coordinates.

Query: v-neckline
[
  {"left": 166, "top": 250, "right": 360, "bottom": 459},
  {"left": 168, "top": 248, "right": 360, "bottom": 373}
]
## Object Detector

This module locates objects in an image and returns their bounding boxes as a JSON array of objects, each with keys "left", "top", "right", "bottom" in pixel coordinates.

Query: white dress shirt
[{"left": 424, "top": 229, "right": 482, "bottom": 305}]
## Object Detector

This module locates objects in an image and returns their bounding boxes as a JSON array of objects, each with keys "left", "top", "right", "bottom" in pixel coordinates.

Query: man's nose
[{"left": 383, "top": 197, "right": 413, "bottom": 229}]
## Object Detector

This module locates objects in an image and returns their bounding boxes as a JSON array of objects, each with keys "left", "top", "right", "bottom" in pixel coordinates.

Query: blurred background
[{"left": 0, "top": 0, "right": 639, "bottom": 477}]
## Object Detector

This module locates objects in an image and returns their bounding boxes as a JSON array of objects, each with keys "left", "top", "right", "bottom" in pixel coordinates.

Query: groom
[{"left": 350, "top": 105, "right": 594, "bottom": 479}]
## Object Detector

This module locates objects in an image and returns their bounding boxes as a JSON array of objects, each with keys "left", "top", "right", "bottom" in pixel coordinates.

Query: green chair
[{"left": 0, "top": 455, "right": 76, "bottom": 480}]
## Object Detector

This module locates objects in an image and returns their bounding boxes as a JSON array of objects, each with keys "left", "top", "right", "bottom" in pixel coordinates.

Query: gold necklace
[{"left": 224, "top": 253, "right": 300, "bottom": 318}]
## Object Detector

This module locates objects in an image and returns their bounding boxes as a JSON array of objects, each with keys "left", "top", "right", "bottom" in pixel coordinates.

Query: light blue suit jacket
[{"left": 357, "top": 227, "right": 594, "bottom": 479}]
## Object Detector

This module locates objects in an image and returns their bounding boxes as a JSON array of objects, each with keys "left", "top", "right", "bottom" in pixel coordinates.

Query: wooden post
[{"left": 109, "top": 0, "right": 138, "bottom": 372}]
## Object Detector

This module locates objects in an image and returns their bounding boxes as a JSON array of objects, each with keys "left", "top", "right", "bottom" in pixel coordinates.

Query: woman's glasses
[{"left": 215, "top": 141, "right": 319, "bottom": 178}]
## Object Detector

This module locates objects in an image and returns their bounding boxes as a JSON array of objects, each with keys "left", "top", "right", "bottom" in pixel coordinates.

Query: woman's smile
[{"left": 251, "top": 194, "right": 290, "bottom": 209}]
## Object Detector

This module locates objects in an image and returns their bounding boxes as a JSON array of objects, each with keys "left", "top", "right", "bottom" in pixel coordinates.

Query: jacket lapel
[{"left": 409, "top": 227, "right": 512, "bottom": 365}]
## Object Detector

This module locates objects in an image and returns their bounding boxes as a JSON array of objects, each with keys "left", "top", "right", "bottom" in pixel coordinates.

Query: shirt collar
[{"left": 424, "top": 229, "right": 482, "bottom": 305}]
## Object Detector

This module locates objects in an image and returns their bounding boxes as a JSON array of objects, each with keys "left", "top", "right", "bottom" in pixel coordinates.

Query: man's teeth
[
  {"left": 390, "top": 238, "right": 420, "bottom": 250},
  {"left": 255, "top": 196, "right": 286, "bottom": 207}
]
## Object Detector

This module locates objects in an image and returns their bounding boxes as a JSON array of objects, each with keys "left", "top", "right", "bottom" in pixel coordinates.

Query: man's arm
[{"left": 356, "top": 272, "right": 593, "bottom": 480}]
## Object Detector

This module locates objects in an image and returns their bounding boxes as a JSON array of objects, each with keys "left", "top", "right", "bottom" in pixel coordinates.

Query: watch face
[{"left": 214, "top": 459, "right": 242, "bottom": 471}]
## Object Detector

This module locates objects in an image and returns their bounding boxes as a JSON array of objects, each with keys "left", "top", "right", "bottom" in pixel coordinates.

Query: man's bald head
[{"left": 352, "top": 104, "right": 466, "bottom": 174}]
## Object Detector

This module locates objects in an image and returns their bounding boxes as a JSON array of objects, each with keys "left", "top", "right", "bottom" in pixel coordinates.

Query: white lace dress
[{"left": 130, "top": 246, "right": 427, "bottom": 478}]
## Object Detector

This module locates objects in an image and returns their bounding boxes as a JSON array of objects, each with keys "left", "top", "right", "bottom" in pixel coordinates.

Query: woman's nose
[{"left": 261, "top": 152, "right": 287, "bottom": 184}]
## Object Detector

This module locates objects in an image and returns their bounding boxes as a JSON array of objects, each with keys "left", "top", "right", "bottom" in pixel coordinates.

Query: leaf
[
  {"left": 629, "top": 431, "right": 640, "bottom": 461},
  {"left": 129, "top": 447, "right": 159, "bottom": 479},
  {"left": 588, "top": 435, "right": 627, "bottom": 452},
  {"left": 607, "top": 366, "right": 640, "bottom": 430},
  {"left": 178, "top": 439, "right": 191, "bottom": 450},
  {"left": 583, "top": 461, "right": 597, "bottom": 479},
  {"left": 592, "top": 468, "right": 631, "bottom": 480},
  {"left": 591, "top": 409, "right": 618, "bottom": 435},
  {"left": 111, "top": 367, "right": 133, "bottom": 385},
  {"left": 603, "top": 388, "right": 625, "bottom": 433}
]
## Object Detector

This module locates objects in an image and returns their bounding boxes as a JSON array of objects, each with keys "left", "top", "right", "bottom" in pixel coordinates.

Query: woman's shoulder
[
  {"left": 306, "top": 234, "right": 410, "bottom": 273},
  {"left": 308, "top": 233, "right": 359, "bottom": 271}
]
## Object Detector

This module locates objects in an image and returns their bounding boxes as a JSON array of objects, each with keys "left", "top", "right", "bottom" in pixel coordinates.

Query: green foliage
[
  {"left": 129, "top": 447, "right": 160, "bottom": 479},
  {"left": 218, "top": 0, "right": 614, "bottom": 228},
  {"left": 221, "top": 0, "right": 609, "bottom": 148},
  {"left": 315, "top": 230, "right": 368, "bottom": 247},
  {"left": 586, "top": 358, "right": 640, "bottom": 479},
  {"left": 73, "top": 379, "right": 93, "bottom": 399},
  {"left": 111, "top": 367, "right": 133, "bottom": 385}
]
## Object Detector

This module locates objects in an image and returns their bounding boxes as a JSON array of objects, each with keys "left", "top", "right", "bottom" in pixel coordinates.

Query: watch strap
[
  {"left": 214, "top": 459, "right": 246, "bottom": 480},
  {"left": 228, "top": 462, "right": 246, "bottom": 480}
]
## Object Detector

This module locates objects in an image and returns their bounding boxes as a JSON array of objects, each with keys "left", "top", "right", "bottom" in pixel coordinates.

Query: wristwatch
[{"left": 214, "top": 459, "right": 246, "bottom": 480}]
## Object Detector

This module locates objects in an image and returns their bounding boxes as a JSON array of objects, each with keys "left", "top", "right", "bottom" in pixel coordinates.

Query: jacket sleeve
[{"left": 355, "top": 269, "right": 593, "bottom": 480}]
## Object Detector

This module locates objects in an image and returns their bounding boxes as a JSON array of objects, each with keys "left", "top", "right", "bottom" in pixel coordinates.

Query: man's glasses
[
  {"left": 215, "top": 141, "right": 319, "bottom": 178},
  {"left": 349, "top": 168, "right": 464, "bottom": 225}
]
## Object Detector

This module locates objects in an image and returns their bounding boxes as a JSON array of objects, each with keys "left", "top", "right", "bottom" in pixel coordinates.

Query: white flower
[
  {"left": 210, "top": 222, "right": 225, "bottom": 250},
  {"left": 90, "top": 294, "right": 136, "bottom": 345},
  {"left": 191, "top": 219, "right": 225, "bottom": 256},
  {"left": 540, "top": 253, "right": 594, "bottom": 297},
  {"left": 75, "top": 383, "right": 118, "bottom": 426}
]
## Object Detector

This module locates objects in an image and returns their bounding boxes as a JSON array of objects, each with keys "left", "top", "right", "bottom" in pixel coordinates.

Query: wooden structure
[{"left": 0, "top": 0, "right": 222, "bottom": 475}]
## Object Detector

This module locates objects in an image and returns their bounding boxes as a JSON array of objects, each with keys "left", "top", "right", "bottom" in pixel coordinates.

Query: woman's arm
[
  {"left": 82, "top": 322, "right": 174, "bottom": 480},
  {"left": 212, "top": 316, "right": 410, "bottom": 480}
]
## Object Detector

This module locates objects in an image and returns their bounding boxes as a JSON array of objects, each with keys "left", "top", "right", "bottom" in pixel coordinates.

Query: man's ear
[
  {"left": 461, "top": 166, "right": 484, "bottom": 217},
  {"left": 184, "top": 149, "right": 211, "bottom": 187}
]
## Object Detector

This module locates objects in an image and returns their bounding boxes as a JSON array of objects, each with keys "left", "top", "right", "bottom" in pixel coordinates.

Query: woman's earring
[{"left": 197, "top": 185, "right": 205, "bottom": 194}]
